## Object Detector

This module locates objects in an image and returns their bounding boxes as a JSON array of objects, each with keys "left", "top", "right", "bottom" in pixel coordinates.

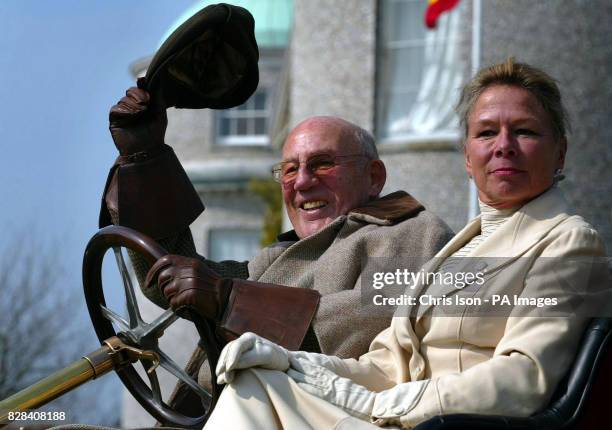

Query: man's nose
[
  {"left": 292, "top": 164, "right": 318, "bottom": 190},
  {"left": 494, "top": 129, "right": 517, "bottom": 157}
]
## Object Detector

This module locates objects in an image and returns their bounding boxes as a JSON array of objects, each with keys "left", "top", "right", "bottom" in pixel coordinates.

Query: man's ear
[{"left": 368, "top": 159, "right": 387, "bottom": 197}]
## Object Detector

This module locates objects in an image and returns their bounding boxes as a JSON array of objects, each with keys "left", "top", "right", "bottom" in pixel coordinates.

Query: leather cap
[{"left": 143, "top": 3, "right": 259, "bottom": 109}]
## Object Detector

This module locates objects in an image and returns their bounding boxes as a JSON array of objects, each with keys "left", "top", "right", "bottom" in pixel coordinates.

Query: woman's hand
[
  {"left": 215, "top": 332, "right": 291, "bottom": 384},
  {"left": 289, "top": 355, "right": 430, "bottom": 424},
  {"left": 288, "top": 356, "right": 376, "bottom": 420}
]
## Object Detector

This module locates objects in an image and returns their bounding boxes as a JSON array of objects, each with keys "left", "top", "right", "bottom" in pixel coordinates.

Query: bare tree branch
[{"left": 0, "top": 229, "right": 120, "bottom": 426}]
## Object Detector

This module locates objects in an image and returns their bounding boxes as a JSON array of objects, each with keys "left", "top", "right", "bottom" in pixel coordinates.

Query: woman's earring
[{"left": 553, "top": 168, "right": 565, "bottom": 182}]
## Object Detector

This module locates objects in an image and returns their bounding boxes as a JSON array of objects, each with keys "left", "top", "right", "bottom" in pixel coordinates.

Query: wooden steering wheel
[{"left": 82, "top": 225, "right": 221, "bottom": 428}]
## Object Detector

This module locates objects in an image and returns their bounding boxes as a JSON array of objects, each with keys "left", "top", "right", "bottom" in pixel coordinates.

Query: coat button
[
  {"left": 392, "top": 406, "right": 405, "bottom": 415},
  {"left": 374, "top": 406, "right": 387, "bottom": 416}
]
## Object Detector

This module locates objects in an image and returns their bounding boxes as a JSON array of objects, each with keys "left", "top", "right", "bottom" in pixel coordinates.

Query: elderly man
[{"left": 100, "top": 85, "right": 453, "bottom": 411}]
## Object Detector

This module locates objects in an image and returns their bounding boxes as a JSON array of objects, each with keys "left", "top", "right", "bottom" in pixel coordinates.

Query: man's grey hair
[{"left": 353, "top": 127, "right": 379, "bottom": 160}]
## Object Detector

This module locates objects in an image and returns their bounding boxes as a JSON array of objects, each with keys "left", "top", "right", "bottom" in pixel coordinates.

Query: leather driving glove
[{"left": 145, "top": 254, "right": 232, "bottom": 321}]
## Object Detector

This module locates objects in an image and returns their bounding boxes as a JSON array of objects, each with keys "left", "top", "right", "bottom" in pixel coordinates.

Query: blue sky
[
  {"left": 0, "top": 1, "right": 192, "bottom": 242},
  {"left": 0, "top": 0, "right": 196, "bottom": 424}
]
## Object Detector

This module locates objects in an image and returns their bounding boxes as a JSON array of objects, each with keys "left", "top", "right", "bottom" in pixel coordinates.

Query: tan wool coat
[
  {"left": 245, "top": 191, "right": 454, "bottom": 358},
  {"left": 141, "top": 191, "right": 453, "bottom": 356}
]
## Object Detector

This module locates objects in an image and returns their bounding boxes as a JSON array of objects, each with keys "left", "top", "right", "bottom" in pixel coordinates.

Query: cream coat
[
  {"left": 205, "top": 187, "right": 609, "bottom": 430},
  {"left": 333, "top": 186, "right": 608, "bottom": 428}
]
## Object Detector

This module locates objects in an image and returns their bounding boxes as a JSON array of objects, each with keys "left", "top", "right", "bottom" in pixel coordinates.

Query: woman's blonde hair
[{"left": 456, "top": 58, "right": 570, "bottom": 144}]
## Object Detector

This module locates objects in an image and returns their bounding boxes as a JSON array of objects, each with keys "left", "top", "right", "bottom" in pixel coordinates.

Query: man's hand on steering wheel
[{"left": 145, "top": 255, "right": 233, "bottom": 321}]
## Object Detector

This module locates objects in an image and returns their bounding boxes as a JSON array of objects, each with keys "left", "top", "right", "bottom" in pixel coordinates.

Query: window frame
[
  {"left": 215, "top": 88, "right": 272, "bottom": 147},
  {"left": 375, "top": 0, "right": 463, "bottom": 146}
]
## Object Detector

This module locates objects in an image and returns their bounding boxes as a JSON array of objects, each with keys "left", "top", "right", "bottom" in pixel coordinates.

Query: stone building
[
  {"left": 122, "top": 0, "right": 612, "bottom": 426},
  {"left": 287, "top": 0, "right": 612, "bottom": 246}
]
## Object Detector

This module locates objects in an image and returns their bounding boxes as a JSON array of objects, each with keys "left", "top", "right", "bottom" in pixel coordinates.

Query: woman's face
[{"left": 464, "top": 85, "right": 566, "bottom": 209}]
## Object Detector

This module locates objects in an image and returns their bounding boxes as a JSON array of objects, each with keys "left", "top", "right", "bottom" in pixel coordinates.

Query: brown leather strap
[{"left": 217, "top": 280, "right": 320, "bottom": 351}]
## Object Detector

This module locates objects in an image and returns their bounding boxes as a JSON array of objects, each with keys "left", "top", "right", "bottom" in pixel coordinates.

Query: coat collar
[
  {"left": 463, "top": 186, "right": 570, "bottom": 259},
  {"left": 430, "top": 186, "right": 570, "bottom": 262},
  {"left": 348, "top": 191, "right": 424, "bottom": 225},
  {"left": 276, "top": 191, "right": 425, "bottom": 241}
]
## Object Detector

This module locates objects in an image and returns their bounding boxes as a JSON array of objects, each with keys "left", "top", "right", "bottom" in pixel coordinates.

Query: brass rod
[{"left": 0, "top": 344, "right": 116, "bottom": 423}]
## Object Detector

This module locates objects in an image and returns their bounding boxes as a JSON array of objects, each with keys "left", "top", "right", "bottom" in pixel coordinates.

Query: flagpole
[{"left": 468, "top": 0, "right": 482, "bottom": 220}]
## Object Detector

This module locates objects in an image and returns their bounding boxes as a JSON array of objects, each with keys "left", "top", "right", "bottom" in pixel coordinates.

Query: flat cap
[{"left": 144, "top": 3, "right": 259, "bottom": 109}]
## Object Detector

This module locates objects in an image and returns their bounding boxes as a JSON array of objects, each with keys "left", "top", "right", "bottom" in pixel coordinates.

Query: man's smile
[{"left": 301, "top": 200, "right": 328, "bottom": 210}]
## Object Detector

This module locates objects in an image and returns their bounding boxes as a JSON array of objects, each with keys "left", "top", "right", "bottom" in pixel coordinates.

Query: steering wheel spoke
[
  {"left": 112, "top": 246, "right": 144, "bottom": 328},
  {"left": 100, "top": 304, "right": 131, "bottom": 332},
  {"left": 156, "top": 348, "right": 212, "bottom": 402},
  {"left": 142, "top": 364, "right": 163, "bottom": 406},
  {"left": 141, "top": 309, "right": 179, "bottom": 339}
]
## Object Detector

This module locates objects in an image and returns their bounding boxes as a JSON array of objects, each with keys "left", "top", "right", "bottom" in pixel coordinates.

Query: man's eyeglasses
[{"left": 272, "top": 153, "right": 369, "bottom": 184}]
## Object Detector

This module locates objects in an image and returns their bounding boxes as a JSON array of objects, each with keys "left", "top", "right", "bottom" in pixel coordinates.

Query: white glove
[
  {"left": 288, "top": 355, "right": 429, "bottom": 423},
  {"left": 289, "top": 350, "right": 347, "bottom": 373},
  {"left": 215, "top": 332, "right": 290, "bottom": 384},
  {"left": 288, "top": 355, "right": 376, "bottom": 419}
]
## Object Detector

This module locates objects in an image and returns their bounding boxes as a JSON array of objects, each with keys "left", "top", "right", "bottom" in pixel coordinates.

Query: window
[
  {"left": 376, "top": 0, "right": 463, "bottom": 143},
  {"left": 208, "top": 228, "right": 261, "bottom": 261},
  {"left": 216, "top": 90, "right": 270, "bottom": 146}
]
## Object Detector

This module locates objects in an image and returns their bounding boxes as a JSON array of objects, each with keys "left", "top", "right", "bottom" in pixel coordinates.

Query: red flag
[{"left": 425, "top": 0, "right": 460, "bottom": 29}]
